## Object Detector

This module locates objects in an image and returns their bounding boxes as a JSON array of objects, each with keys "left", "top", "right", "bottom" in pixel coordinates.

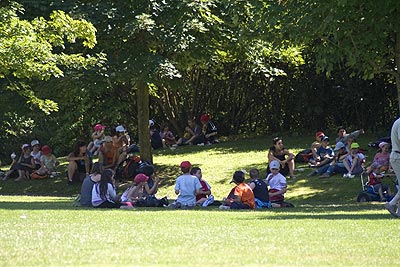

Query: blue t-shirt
[
  {"left": 316, "top": 146, "right": 334, "bottom": 159},
  {"left": 175, "top": 174, "right": 202, "bottom": 206}
]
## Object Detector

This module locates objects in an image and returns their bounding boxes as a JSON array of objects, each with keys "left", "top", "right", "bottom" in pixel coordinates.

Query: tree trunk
[
  {"left": 395, "top": 32, "right": 400, "bottom": 113},
  {"left": 137, "top": 81, "right": 152, "bottom": 163}
]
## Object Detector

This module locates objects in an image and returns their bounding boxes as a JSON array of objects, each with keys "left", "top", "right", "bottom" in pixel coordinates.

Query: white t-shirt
[
  {"left": 391, "top": 118, "right": 400, "bottom": 159},
  {"left": 265, "top": 173, "right": 287, "bottom": 192},
  {"left": 91, "top": 183, "right": 117, "bottom": 207}
]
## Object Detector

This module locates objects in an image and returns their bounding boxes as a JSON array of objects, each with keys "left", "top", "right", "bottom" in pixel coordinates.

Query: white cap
[
  {"left": 269, "top": 160, "right": 280, "bottom": 170},
  {"left": 116, "top": 125, "right": 126, "bottom": 132},
  {"left": 149, "top": 119, "right": 154, "bottom": 127},
  {"left": 31, "top": 140, "right": 40, "bottom": 146}
]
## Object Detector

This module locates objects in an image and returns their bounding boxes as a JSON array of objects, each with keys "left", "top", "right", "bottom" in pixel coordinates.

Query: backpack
[
  {"left": 115, "top": 156, "right": 141, "bottom": 181},
  {"left": 294, "top": 149, "right": 313, "bottom": 163}
]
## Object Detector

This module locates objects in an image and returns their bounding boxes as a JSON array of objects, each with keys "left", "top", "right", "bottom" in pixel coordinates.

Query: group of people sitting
[
  {"left": 78, "top": 159, "right": 292, "bottom": 210},
  {"left": 0, "top": 140, "right": 59, "bottom": 181}
]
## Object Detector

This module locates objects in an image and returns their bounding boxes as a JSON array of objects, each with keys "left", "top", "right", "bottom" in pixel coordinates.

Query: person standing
[{"left": 385, "top": 118, "right": 400, "bottom": 217}]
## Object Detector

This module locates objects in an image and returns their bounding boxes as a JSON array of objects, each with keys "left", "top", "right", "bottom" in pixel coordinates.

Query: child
[
  {"left": 120, "top": 173, "right": 149, "bottom": 204},
  {"left": 343, "top": 142, "right": 365, "bottom": 178},
  {"left": 248, "top": 168, "right": 275, "bottom": 208},
  {"left": 366, "top": 142, "right": 391, "bottom": 174},
  {"left": 160, "top": 123, "right": 176, "bottom": 147},
  {"left": 92, "top": 169, "right": 132, "bottom": 209},
  {"left": 15, "top": 144, "right": 36, "bottom": 182},
  {"left": 219, "top": 170, "right": 255, "bottom": 210},
  {"left": 367, "top": 166, "right": 392, "bottom": 202},
  {"left": 88, "top": 124, "right": 106, "bottom": 156},
  {"left": 265, "top": 160, "right": 287, "bottom": 206},
  {"left": 38, "top": 145, "right": 59, "bottom": 177},
  {"left": 319, "top": 141, "right": 349, "bottom": 178},
  {"left": 190, "top": 167, "right": 214, "bottom": 207},
  {"left": 30, "top": 140, "right": 42, "bottom": 170},
  {"left": 168, "top": 161, "right": 202, "bottom": 208}
]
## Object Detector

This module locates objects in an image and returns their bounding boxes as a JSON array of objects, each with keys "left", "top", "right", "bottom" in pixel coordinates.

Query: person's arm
[
  {"left": 67, "top": 152, "right": 84, "bottom": 162},
  {"left": 248, "top": 182, "right": 255, "bottom": 190},
  {"left": 84, "top": 155, "right": 90, "bottom": 174},
  {"left": 144, "top": 178, "right": 160, "bottom": 195},
  {"left": 108, "top": 184, "right": 118, "bottom": 202}
]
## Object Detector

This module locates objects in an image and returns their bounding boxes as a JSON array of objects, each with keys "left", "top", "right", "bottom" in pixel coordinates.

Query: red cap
[
  {"left": 180, "top": 161, "right": 191, "bottom": 169},
  {"left": 315, "top": 131, "right": 325, "bottom": 139},
  {"left": 94, "top": 124, "right": 106, "bottom": 131},
  {"left": 41, "top": 145, "right": 52, "bottom": 156},
  {"left": 134, "top": 173, "right": 149, "bottom": 184},
  {"left": 200, "top": 114, "right": 210, "bottom": 122}
]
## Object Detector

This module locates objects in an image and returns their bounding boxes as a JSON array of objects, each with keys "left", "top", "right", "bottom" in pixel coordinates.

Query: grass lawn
[{"left": 0, "top": 135, "right": 399, "bottom": 266}]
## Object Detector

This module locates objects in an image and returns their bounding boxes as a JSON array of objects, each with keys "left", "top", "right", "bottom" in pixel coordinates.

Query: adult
[
  {"left": 200, "top": 114, "right": 218, "bottom": 144},
  {"left": 67, "top": 140, "right": 90, "bottom": 185},
  {"left": 30, "top": 139, "right": 42, "bottom": 170},
  {"left": 80, "top": 162, "right": 103, "bottom": 207},
  {"left": 385, "top": 117, "right": 400, "bottom": 217},
  {"left": 175, "top": 118, "right": 203, "bottom": 146},
  {"left": 168, "top": 161, "right": 202, "bottom": 208},
  {"left": 112, "top": 125, "right": 130, "bottom": 166},
  {"left": 335, "top": 126, "right": 364, "bottom": 144},
  {"left": 267, "top": 137, "right": 296, "bottom": 178}
]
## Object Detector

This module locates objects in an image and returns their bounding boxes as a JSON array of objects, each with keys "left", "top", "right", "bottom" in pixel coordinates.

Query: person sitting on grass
[
  {"left": 200, "top": 114, "right": 219, "bottom": 144},
  {"left": 30, "top": 139, "right": 42, "bottom": 170},
  {"left": 14, "top": 144, "right": 36, "bottom": 182},
  {"left": 67, "top": 140, "right": 91, "bottom": 185},
  {"left": 91, "top": 169, "right": 132, "bottom": 209},
  {"left": 175, "top": 118, "right": 204, "bottom": 146},
  {"left": 190, "top": 166, "right": 214, "bottom": 207},
  {"left": 98, "top": 136, "right": 118, "bottom": 170},
  {"left": 248, "top": 168, "right": 278, "bottom": 209},
  {"left": 265, "top": 160, "right": 287, "bottom": 207},
  {"left": 310, "top": 131, "right": 325, "bottom": 160},
  {"left": 80, "top": 162, "right": 104, "bottom": 207},
  {"left": 219, "top": 170, "right": 255, "bottom": 210},
  {"left": 160, "top": 123, "right": 176, "bottom": 147},
  {"left": 168, "top": 161, "right": 202, "bottom": 209},
  {"left": 38, "top": 145, "right": 59, "bottom": 177},
  {"left": 307, "top": 136, "right": 334, "bottom": 177},
  {"left": 366, "top": 142, "right": 391, "bottom": 174},
  {"left": 267, "top": 137, "right": 296, "bottom": 179},
  {"left": 120, "top": 173, "right": 149, "bottom": 204},
  {"left": 343, "top": 142, "right": 365, "bottom": 178},
  {"left": 87, "top": 124, "right": 106, "bottom": 156},
  {"left": 335, "top": 126, "right": 364, "bottom": 144},
  {"left": 319, "top": 142, "right": 349, "bottom": 178},
  {"left": 367, "top": 165, "right": 392, "bottom": 202}
]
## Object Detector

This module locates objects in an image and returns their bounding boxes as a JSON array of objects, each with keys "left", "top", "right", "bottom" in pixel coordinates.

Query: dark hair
[
  {"left": 73, "top": 140, "right": 86, "bottom": 156},
  {"left": 249, "top": 169, "right": 259, "bottom": 179},
  {"left": 272, "top": 137, "right": 282, "bottom": 145},
  {"left": 190, "top": 167, "right": 201, "bottom": 175},
  {"left": 91, "top": 162, "right": 104, "bottom": 175},
  {"left": 99, "top": 169, "right": 114, "bottom": 200},
  {"left": 337, "top": 126, "right": 345, "bottom": 133},
  {"left": 181, "top": 167, "right": 190, "bottom": 173},
  {"left": 232, "top": 171, "right": 245, "bottom": 183}
]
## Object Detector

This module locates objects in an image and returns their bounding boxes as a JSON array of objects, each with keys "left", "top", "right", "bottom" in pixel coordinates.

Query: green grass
[{"left": 1, "top": 135, "right": 398, "bottom": 266}]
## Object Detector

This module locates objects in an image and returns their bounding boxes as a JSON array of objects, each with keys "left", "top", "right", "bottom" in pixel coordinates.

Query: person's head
[
  {"left": 187, "top": 118, "right": 197, "bottom": 127},
  {"left": 337, "top": 126, "right": 346, "bottom": 137},
  {"left": 41, "top": 145, "right": 52, "bottom": 156},
  {"left": 91, "top": 162, "right": 104, "bottom": 175},
  {"left": 21, "top": 144, "right": 31, "bottom": 154},
  {"left": 230, "top": 170, "right": 245, "bottom": 184},
  {"left": 134, "top": 173, "right": 149, "bottom": 185},
  {"left": 94, "top": 124, "right": 106, "bottom": 132},
  {"left": 350, "top": 142, "right": 360, "bottom": 154},
  {"left": 115, "top": 125, "right": 126, "bottom": 136},
  {"left": 315, "top": 131, "right": 325, "bottom": 142},
  {"left": 103, "top": 136, "right": 113, "bottom": 147},
  {"left": 272, "top": 137, "right": 284, "bottom": 150},
  {"left": 334, "top": 142, "right": 345, "bottom": 154},
  {"left": 180, "top": 161, "right": 191, "bottom": 173},
  {"left": 200, "top": 114, "right": 210, "bottom": 125},
  {"left": 379, "top": 142, "right": 391, "bottom": 153},
  {"left": 73, "top": 140, "right": 87, "bottom": 156},
  {"left": 190, "top": 167, "right": 202, "bottom": 179},
  {"left": 320, "top": 136, "right": 330, "bottom": 147},
  {"left": 30, "top": 140, "right": 40, "bottom": 151},
  {"left": 269, "top": 160, "right": 280, "bottom": 174},
  {"left": 137, "top": 163, "right": 155, "bottom": 177},
  {"left": 249, "top": 169, "right": 260, "bottom": 180}
]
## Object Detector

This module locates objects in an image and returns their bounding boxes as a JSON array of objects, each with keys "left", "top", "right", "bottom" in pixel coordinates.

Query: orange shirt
[{"left": 234, "top": 183, "right": 255, "bottom": 209}]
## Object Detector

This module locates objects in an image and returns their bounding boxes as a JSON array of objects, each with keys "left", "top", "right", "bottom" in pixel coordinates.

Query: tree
[
  {"left": 265, "top": 0, "right": 400, "bottom": 112},
  {"left": 0, "top": 1, "right": 101, "bottom": 113}
]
